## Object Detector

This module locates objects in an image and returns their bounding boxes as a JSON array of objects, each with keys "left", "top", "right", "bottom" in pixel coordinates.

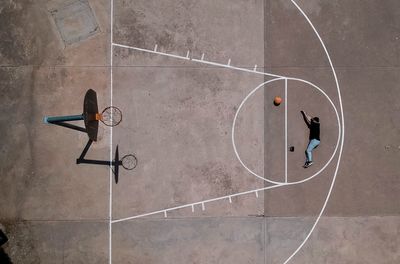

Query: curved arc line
[
  {"left": 231, "top": 77, "right": 285, "bottom": 183},
  {"left": 281, "top": 77, "right": 341, "bottom": 185},
  {"left": 232, "top": 77, "right": 341, "bottom": 186},
  {"left": 282, "top": 1, "right": 345, "bottom": 263}
]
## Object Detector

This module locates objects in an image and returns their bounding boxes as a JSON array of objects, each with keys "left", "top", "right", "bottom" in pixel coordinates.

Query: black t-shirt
[{"left": 309, "top": 121, "right": 320, "bottom": 140}]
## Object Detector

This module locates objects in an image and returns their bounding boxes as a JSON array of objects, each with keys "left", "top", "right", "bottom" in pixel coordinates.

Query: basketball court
[{"left": 0, "top": 0, "right": 399, "bottom": 263}]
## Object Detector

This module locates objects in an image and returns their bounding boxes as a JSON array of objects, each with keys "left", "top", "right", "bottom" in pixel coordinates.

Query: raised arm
[{"left": 301, "top": 110, "right": 311, "bottom": 128}]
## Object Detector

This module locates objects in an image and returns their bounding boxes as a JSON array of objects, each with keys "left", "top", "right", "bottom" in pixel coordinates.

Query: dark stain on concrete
[
  {"left": 203, "top": 164, "right": 231, "bottom": 190},
  {"left": 0, "top": 2, "right": 33, "bottom": 65},
  {"left": 189, "top": 70, "right": 223, "bottom": 97},
  {"left": 2, "top": 221, "right": 40, "bottom": 264},
  {"left": 0, "top": 1, "right": 56, "bottom": 65},
  {"left": 0, "top": 67, "right": 36, "bottom": 219},
  {"left": 155, "top": 30, "right": 174, "bottom": 50},
  {"left": 114, "top": 1, "right": 198, "bottom": 53},
  {"left": 172, "top": 162, "right": 239, "bottom": 204},
  {"left": 214, "top": 101, "right": 233, "bottom": 136},
  {"left": 197, "top": 162, "right": 238, "bottom": 195},
  {"left": 115, "top": 7, "right": 148, "bottom": 47}
]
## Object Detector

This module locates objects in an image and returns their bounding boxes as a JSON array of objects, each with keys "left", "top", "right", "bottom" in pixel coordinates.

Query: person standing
[{"left": 301, "top": 110, "right": 320, "bottom": 168}]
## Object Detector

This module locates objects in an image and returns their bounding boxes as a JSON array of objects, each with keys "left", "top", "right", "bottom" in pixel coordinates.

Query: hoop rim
[
  {"left": 121, "top": 154, "right": 137, "bottom": 170},
  {"left": 101, "top": 106, "right": 122, "bottom": 127}
]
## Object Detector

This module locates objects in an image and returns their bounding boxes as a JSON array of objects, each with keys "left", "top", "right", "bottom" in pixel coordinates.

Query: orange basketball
[{"left": 274, "top": 96, "right": 282, "bottom": 106}]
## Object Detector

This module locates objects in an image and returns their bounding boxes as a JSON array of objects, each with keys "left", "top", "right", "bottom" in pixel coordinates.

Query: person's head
[{"left": 312, "top": 117, "right": 320, "bottom": 123}]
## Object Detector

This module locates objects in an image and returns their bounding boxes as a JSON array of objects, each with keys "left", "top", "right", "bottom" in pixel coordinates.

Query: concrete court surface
[{"left": 0, "top": 0, "right": 399, "bottom": 263}]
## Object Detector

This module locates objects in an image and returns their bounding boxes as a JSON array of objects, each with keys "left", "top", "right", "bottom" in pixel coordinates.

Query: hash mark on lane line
[
  {"left": 111, "top": 184, "right": 284, "bottom": 223},
  {"left": 112, "top": 42, "right": 287, "bottom": 79}
]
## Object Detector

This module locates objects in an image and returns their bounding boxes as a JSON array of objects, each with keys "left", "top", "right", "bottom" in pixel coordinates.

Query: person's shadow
[{"left": 0, "top": 248, "right": 12, "bottom": 264}]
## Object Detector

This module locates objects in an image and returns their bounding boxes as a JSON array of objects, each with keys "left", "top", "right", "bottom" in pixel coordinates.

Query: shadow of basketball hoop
[{"left": 43, "top": 89, "right": 137, "bottom": 183}]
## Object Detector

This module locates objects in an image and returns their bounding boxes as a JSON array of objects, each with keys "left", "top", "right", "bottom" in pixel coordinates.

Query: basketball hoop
[{"left": 98, "top": 106, "right": 122, "bottom": 127}]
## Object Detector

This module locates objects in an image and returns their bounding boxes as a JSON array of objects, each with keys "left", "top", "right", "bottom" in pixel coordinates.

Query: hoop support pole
[
  {"left": 76, "top": 139, "right": 123, "bottom": 167},
  {"left": 76, "top": 159, "right": 121, "bottom": 166},
  {"left": 49, "top": 121, "right": 87, "bottom": 133},
  {"left": 43, "top": 114, "right": 84, "bottom": 124}
]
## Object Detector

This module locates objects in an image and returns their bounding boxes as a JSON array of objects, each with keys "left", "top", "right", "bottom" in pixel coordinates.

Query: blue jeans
[{"left": 305, "top": 139, "right": 320, "bottom": 162}]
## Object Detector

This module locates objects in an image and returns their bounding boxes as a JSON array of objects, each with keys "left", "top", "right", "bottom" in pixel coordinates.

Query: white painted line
[
  {"left": 109, "top": 1, "right": 113, "bottom": 264},
  {"left": 191, "top": 58, "right": 284, "bottom": 78},
  {"left": 186, "top": 50, "right": 190, "bottom": 58},
  {"left": 111, "top": 184, "right": 283, "bottom": 223},
  {"left": 255, "top": 191, "right": 259, "bottom": 198},
  {"left": 254, "top": 64, "right": 257, "bottom": 71},
  {"left": 228, "top": 196, "right": 232, "bottom": 203},
  {"left": 201, "top": 53, "right": 205, "bottom": 60},
  {"left": 112, "top": 43, "right": 190, "bottom": 61},
  {"left": 164, "top": 211, "right": 167, "bottom": 218},
  {"left": 282, "top": 1, "right": 345, "bottom": 264},
  {"left": 112, "top": 42, "right": 285, "bottom": 79},
  {"left": 227, "top": 58, "right": 231, "bottom": 66},
  {"left": 154, "top": 44, "right": 158, "bottom": 52},
  {"left": 201, "top": 202, "right": 205, "bottom": 211},
  {"left": 285, "top": 78, "right": 288, "bottom": 183},
  {"left": 232, "top": 77, "right": 341, "bottom": 185}
]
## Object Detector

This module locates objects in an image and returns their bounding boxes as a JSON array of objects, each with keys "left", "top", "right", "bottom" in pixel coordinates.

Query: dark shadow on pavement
[{"left": 0, "top": 248, "right": 12, "bottom": 264}]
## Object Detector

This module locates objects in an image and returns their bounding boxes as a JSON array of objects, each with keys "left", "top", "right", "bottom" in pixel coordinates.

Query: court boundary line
[
  {"left": 109, "top": 0, "right": 113, "bottom": 263},
  {"left": 285, "top": 78, "right": 288, "bottom": 183}
]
